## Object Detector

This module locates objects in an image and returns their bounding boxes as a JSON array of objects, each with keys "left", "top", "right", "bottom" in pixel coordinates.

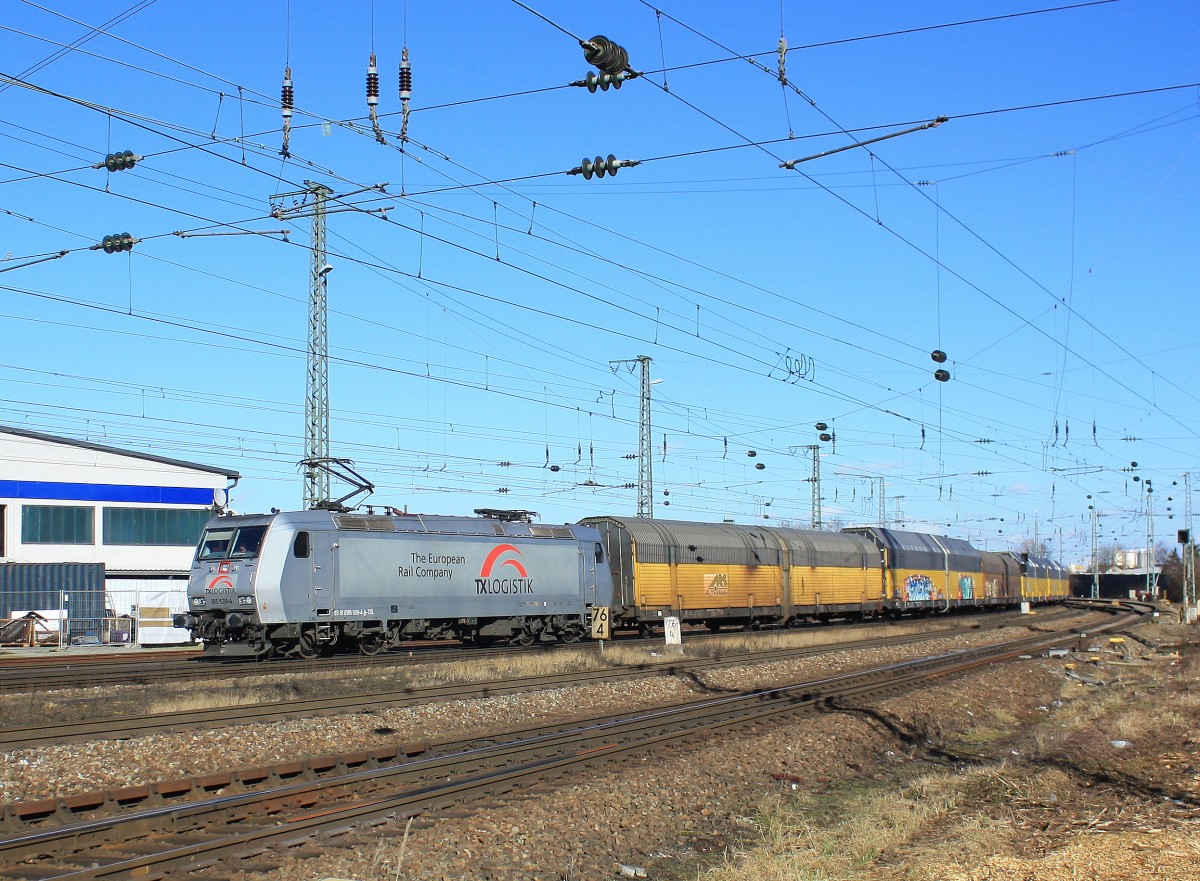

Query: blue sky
[{"left": 1, "top": 0, "right": 1197, "bottom": 565}]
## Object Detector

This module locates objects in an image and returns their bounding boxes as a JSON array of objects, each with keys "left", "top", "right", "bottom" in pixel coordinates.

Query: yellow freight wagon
[
  {"left": 844, "top": 527, "right": 986, "bottom": 610},
  {"left": 1004, "top": 553, "right": 1071, "bottom": 602},
  {"left": 775, "top": 529, "right": 883, "bottom": 615},
  {"left": 581, "top": 517, "right": 882, "bottom": 633}
]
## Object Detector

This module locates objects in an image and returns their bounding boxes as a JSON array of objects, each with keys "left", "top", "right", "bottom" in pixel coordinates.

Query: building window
[
  {"left": 102, "top": 508, "right": 212, "bottom": 546},
  {"left": 22, "top": 505, "right": 95, "bottom": 544}
]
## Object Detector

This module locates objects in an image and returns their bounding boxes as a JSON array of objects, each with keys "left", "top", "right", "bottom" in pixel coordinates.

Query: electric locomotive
[{"left": 175, "top": 508, "right": 610, "bottom": 657}]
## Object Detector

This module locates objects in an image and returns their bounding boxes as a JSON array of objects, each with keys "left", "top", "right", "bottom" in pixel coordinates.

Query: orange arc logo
[
  {"left": 480, "top": 543, "right": 528, "bottom": 578},
  {"left": 207, "top": 575, "right": 235, "bottom": 591}
]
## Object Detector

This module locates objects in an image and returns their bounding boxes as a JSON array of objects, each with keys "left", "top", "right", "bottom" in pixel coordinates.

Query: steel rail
[
  {"left": 0, "top": 611, "right": 1093, "bottom": 751},
  {"left": 0, "top": 604, "right": 1143, "bottom": 881},
  {"left": 0, "top": 607, "right": 1078, "bottom": 694}
]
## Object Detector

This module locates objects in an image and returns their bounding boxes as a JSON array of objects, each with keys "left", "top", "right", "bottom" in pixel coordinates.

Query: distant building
[
  {"left": 0, "top": 425, "right": 239, "bottom": 644},
  {"left": 1112, "top": 548, "right": 1152, "bottom": 571}
]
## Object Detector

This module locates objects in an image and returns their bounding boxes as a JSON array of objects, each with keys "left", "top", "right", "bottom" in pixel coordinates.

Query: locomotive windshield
[{"left": 197, "top": 524, "right": 267, "bottom": 561}]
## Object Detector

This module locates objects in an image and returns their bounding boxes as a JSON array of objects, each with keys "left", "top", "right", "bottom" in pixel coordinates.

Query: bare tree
[
  {"left": 1097, "top": 542, "right": 1120, "bottom": 572},
  {"left": 1018, "top": 537, "right": 1050, "bottom": 558}
]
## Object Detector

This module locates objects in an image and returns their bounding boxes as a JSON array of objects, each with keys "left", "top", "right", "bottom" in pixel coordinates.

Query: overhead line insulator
[
  {"left": 367, "top": 52, "right": 385, "bottom": 145},
  {"left": 581, "top": 35, "right": 630, "bottom": 75},
  {"left": 398, "top": 46, "right": 412, "bottom": 141},
  {"left": 568, "top": 154, "right": 640, "bottom": 180},
  {"left": 367, "top": 54, "right": 380, "bottom": 104},
  {"left": 280, "top": 66, "right": 294, "bottom": 158},
  {"left": 97, "top": 150, "right": 138, "bottom": 172},
  {"left": 571, "top": 71, "right": 635, "bottom": 92},
  {"left": 91, "top": 232, "right": 136, "bottom": 253}
]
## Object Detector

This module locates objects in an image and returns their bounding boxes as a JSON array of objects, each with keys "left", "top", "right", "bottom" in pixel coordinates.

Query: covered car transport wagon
[
  {"left": 581, "top": 517, "right": 883, "bottom": 631},
  {"left": 843, "top": 527, "right": 984, "bottom": 609}
]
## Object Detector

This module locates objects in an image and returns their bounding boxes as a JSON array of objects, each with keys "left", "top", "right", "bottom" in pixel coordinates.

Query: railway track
[
  {"left": 0, "top": 608, "right": 1094, "bottom": 750},
  {"left": 0, "top": 642, "right": 507, "bottom": 693},
  {"left": 0, "top": 605, "right": 1079, "bottom": 695},
  {"left": 0, "top": 600, "right": 1146, "bottom": 881}
]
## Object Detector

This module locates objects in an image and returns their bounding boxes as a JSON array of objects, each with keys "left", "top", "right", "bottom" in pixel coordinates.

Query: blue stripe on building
[{"left": 0, "top": 480, "right": 214, "bottom": 506}]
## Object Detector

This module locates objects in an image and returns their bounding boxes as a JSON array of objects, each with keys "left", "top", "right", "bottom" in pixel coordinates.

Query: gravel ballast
[{"left": 4, "top": 613, "right": 1191, "bottom": 880}]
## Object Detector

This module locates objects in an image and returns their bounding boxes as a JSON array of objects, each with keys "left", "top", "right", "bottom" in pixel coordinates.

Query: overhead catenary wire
[
  {"left": 613, "top": 22, "right": 1200, "bottom": 445},
  {"left": 4, "top": 62, "right": 1180, "bottom": 463},
  {"left": 0, "top": 102, "right": 1171, "bottom": 489},
  {"left": 1, "top": 161, "right": 1096, "bottom": 473},
  {"left": 0, "top": 4, "right": 1189, "bottom": 547}
]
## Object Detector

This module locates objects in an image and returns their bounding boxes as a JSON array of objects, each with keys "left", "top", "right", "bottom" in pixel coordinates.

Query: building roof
[{"left": 0, "top": 425, "right": 241, "bottom": 481}]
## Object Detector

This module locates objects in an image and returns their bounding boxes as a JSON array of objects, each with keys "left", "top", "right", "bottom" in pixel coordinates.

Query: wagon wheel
[
  {"left": 638, "top": 622, "right": 657, "bottom": 639},
  {"left": 358, "top": 632, "right": 388, "bottom": 656}
]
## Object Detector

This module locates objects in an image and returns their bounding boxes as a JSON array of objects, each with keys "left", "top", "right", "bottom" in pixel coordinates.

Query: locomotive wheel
[
  {"left": 558, "top": 621, "right": 585, "bottom": 644},
  {"left": 511, "top": 628, "right": 536, "bottom": 646},
  {"left": 358, "top": 632, "right": 388, "bottom": 656},
  {"left": 295, "top": 631, "right": 319, "bottom": 660},
  {"left": 250, "top": 638, "right": 275, "bottom": 660}
]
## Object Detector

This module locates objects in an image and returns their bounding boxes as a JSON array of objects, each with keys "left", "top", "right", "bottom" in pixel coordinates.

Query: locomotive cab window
[
  {"left": 293, "top": 531, "right": 310, "bottom": 558},
  {"left": 197, "top": 525, "right": 267, "bottom": 560},
  {"left": 230, "top": 525, "right": 267, "bottom": 558},
  {"left": 197, "top": 528, "right": 235, "bottom": 561},
  {"left": 594, "top": 542, "right": 604, "bottom": 563}
]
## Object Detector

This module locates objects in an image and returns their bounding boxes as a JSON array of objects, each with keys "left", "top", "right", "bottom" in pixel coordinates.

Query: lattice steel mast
[
  {"left": 609, "top": 355, "right": 654, "bottom": 518},
  {"left": 1090, "top": 505, "right": 1100, "bottom": 599},
  {"left": 272, "top": 182, "right": 390, "bottom": 508},
  {"left": 637, "top": 355, "right": 653, "bottom": 518},
  {"left": 1185, "top": 472, "right": 1196, "bottom": 616},
  {"left": 804, "top": 444, "right": 821, "bottom": 530},
  {"left": 304, "top": 183, "right": 332, "bottom": 507}
]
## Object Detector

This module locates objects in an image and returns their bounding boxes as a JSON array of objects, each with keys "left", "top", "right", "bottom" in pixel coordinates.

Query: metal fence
[
  {"left": 0, "top": 562, "right": 109, "bottom": 644},
  {"left": 0, "top": 611, "right": 133, "bottom": 647}
]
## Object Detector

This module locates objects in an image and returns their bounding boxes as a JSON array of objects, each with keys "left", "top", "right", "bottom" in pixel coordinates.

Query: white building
[{"left": 0, "top": 425, "right": 240, "bottom": 644}]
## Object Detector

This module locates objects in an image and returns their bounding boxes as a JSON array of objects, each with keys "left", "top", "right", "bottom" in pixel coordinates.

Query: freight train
[{"left": 175, "top": 508, "right": 1069, "bottom": 657}]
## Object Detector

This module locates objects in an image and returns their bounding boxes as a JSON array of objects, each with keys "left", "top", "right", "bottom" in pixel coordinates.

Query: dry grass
[
  {"left": 699, "top": 627, "right": 1200, "bottom": 881},
  {"left": 700, "top": 769, "right": 1005, "bottom": 881},
  {"left": 0, "top": 621, "right": 954, "bottom": 725}
]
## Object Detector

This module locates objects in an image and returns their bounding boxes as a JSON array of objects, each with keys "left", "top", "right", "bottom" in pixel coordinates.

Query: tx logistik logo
[
  {"left": 206, "top": 574, "right": 235, "bottom": 593},
  {"left": 475, "top": 543, "right": 535, "bottom": 595}
]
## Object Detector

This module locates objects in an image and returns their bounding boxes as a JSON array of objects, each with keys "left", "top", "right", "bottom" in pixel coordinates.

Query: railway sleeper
[{"left": 2, "top": 741, "right": 432, "bottom": 833}]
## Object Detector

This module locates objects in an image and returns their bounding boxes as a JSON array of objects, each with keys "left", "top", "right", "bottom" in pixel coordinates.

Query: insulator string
[
  {"left": 280, "top": 66, "right": 293, "bottom": 158},
  {"left": 399, "top": 46, "right": 412, "bottom": 140},
  {"left": 367, "top": 51, "right": 385, "bottom": 144}
]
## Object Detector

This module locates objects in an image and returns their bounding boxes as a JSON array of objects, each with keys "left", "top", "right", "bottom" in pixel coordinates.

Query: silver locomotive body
[{"left": 177, "top": 509, "right": 609, "bottom": 658}]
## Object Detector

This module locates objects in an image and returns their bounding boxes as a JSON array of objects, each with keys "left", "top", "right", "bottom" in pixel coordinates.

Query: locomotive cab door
[
  {"left": 580, "top": 539, "right": 603, "bottom": 603},
  {"left": 311, "top": 531, "right": 336, "bottom": 617}
]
